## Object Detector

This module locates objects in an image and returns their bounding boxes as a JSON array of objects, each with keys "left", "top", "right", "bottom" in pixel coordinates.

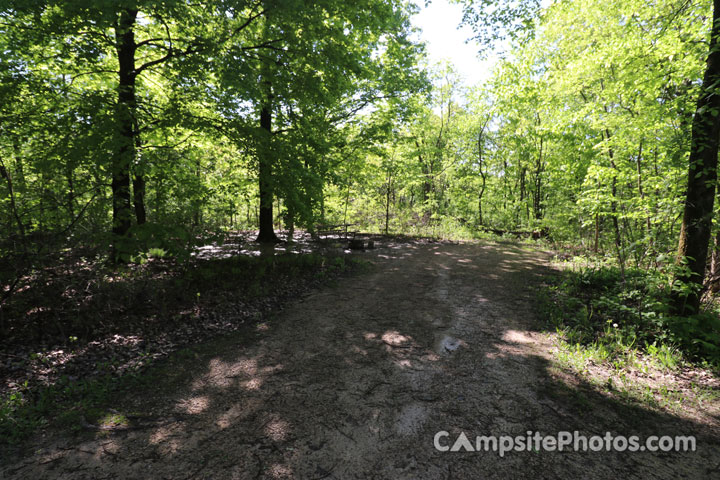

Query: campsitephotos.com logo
[{"left": 434, "top": 431, "right": 696, "bottom": 457}]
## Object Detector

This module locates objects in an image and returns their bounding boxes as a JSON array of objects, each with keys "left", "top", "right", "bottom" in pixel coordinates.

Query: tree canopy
[{"left": 2, "top": 0, "right": 720, "bottom": 323}]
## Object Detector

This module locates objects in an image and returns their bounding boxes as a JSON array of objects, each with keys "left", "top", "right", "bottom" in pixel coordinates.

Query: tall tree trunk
[
  {"left": 672, "top": 0, "right": 720, "bottom": 315},
  {"left": 710, "top": 228, "right": 720, "bottom": 293},
  {"left": 65, "top": 162, "right": 75, "bottom": 224},
  {"left": 594, "top": 213, "right": 600, "bottom": 253},
  {"left": 111, "top": 8, "right": 138, "bottom": 259},
  {"left": 343, "top": 181, "right": 351, "bottom": 232},
  {"left": 610, "top": 156, "right": 625, "bottom": 279},
  {"left": 286, "top": 205, "right": 295, "bottom": 243},
  {"left": 478, "top": 180, "right": 485, "bottom": 226},
  {"left": 477, "top": 126, "right": 487, "bottom": 226},
  {"left": 533, "top": 136, "right": 544, "bottom": 220},
  {"left": 256, "top": 102, "right": 279, "bottom": 243},
  {"left": 519, "top": 165, "right": 527, "bottom": 223},
  {"left": 0, "top": 160, "right": 26, "bottom": 248},
  {"left": 602, "top": 129, "right": 625, "bottom": 279},
  {"left": 385, "top": 166, "right": 392, "bottom": 235},
  {"left": 415, "top": 140, "right": 433, "bottom": 208},
  {"left": 502, "top": 159, "right": 509, "bottom": 211},
  {"left": 635, "top": 139, "right": 651, "bottom": 235},
  {"left": 133, "top": 173, "right": 146, "bottom": 225}
]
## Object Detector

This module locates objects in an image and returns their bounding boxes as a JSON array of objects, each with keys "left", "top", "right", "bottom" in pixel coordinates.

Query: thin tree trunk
[
  {"left": 133, "top": 173, "right": 146, "bottom": 225},
  {"left": 343, "top": 182, "right": 351, "bottom": 232},
  {"left": 519, "top": 165, "right": 527, "bottom": 223},
  {"left": 0, "top": 160, "right": 26, "bottom": 248},
  {"left": 603, "top": 129, "right": 625, "bottom": 278},
  {"left": 66, "top": 165, "right": 75, "bottom": 223},
  {"left": 477, "top": 124, "right": 487, "bottom": 226},
  {"left": 133, "top": 133, "right": 146, "bottom": 225},
  {"left": 533, "top": 136, "right": 544, "bottom": 220},
  {"left": 635, "top": 139, "right": 650, "bottom": 234},
  {"left": 710, "top": 229, "right": 720, "bottom": 293},
  {"left": 385, "top": 166, "right": 392, "bottom": 235},
  {"left": 672, "top": 0, "right": 720, "bottom": 315},
  {"left": 594, "top": 213, "right": 600, "bottom": 253}
]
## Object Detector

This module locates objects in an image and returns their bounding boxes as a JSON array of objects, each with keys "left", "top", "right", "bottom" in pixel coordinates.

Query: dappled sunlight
[
  {"left": 150, "top": 425, "right": 185, "bottom": 455},
  {"left": 193, "top": 231, "right": 325, "bottom": 260},
  {"left": 203, "top": 358, "right": 242, "bottom": 388},
  {"left": 243, "top": 377, "right": 264, "bottom": 390},
  {"left": 485, "top": 350, "right": 509, "bottom": 360},
  {"left": 234, "top": 357, "right": 259, "bottom": 376},
  {"left": 8, "top": 241, "right": 718, "bottom": 479},
  {"left": 502, "top": 329, "right": 534, "bottom": 344},
  {"left": 265, "top": 416, "right": 291, "bottom": 442},
  {"left": 381, "top": 330, "right": 412, "bottom": 347},
  {"left": 394, "top": 358, "right": 414, "bottom": 368},
  {"left": 192, "top": 355, "right": 285, "bottom": 393},
  {"left": 472, "top": 294, "right": 489, "bottom": 303},
  {"left": 423, "top": 352, "right": 441, "bottom": 362},
  {"left": 268, "top": 463, "right": 294, "bottom": 478},
  {"left": 148, "top": 425, "right": 177, "bottom": 445},
  {"left": 488, "top": 340, "right": 527, "bottom": 357},
  {"left": 215, "top": 398, "right": 263, "bottom": 430},
  {"left": 378, "top": 251, "right": 417, "bottom": 260},
  {"left": 96, "top": 439, "right": 121, "bottom": 457},
  {"left": 194, "top": 243, "right": 238, "bottom": 259},
  {"left": 176, "top": 395, "right": 210, "bottom": 414}
]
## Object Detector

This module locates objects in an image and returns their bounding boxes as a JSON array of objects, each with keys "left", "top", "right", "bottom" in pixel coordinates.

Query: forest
[{"left": 2, "top": 0, "right": 720, "bottom": 477}]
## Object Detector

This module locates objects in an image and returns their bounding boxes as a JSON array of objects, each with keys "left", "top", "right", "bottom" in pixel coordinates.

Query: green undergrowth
[
  {"left": 538, "top": 262, "right": 720, "bottom": 412},
  {"left": 540, "top": 264, "right": 720, "bottom": 371}
]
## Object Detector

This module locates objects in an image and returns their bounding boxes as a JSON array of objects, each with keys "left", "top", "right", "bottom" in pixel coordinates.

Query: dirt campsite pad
[{"left": 2, "top": 240, "right": 719, "bottom": 479}]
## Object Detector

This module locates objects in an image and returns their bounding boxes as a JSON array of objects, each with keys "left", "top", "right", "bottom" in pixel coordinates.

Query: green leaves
[{"left": 454, "top": 0, "right": 542, "bottom": 55}]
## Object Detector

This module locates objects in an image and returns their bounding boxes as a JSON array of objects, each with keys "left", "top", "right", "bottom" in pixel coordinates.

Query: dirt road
[{"left": 3, "top": 240, "right": 719, "bottom": 479}]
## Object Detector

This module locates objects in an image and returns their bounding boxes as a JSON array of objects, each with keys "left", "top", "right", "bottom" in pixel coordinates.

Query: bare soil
[{"left": 2, "top": 240, "right": 719, "bottom": 479}]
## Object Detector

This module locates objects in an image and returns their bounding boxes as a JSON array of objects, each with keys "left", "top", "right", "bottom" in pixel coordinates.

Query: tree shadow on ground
[{"left": 2, "top": 240, "right": 718, "bottom": 479}]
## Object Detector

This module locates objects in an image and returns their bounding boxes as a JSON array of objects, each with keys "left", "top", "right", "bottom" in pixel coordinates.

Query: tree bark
[
  {"left": 385, "top": 165, "right": 392, "bottom": 235},
  {"left": 477, "top": 119, "right": 488, "bottom": 226},
  {"left": 594, "top": 213, "right": 600, "bottom": 253},
  {"left": 533, "top": 135, "right": 544, "bottom": 220},
  {"left": 256, "top": 102, "right": 280, "bottom": 243},
  {"left": 66, "top": 164, "right": 75, "bottom": 223},
  {"left": 133, "top": 173, "right": 146, "bottom": 225},
  {"left": 519, "top": 165, "right": 527, "bottom": 223},
  {"left": 0, "top": 160, "right": 26, "bottom": 248},
  {"left": 672, "top": 0, "right": 720, "bottom": 315},
  {"left": 710, "top": 229, "right": 720, "bottom": 293},
  {"left": 133, "top": 132, "right": 146, "bottom": 225},
  {"left": 602, "top": 129, "right": 625, "bottom": 279},
  {"left": 111, "top": 8, "right": 138, "bottom": 259}
]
